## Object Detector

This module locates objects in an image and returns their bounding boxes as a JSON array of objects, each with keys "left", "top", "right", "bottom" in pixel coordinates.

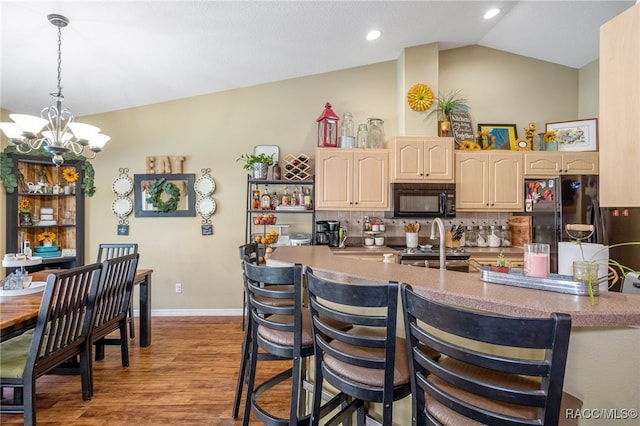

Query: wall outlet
[{"left": 175, "top": 283, "right": 182, "bottom": 293}]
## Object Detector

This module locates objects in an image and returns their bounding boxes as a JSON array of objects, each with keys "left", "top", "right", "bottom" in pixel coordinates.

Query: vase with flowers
[
  {"left": 62, "top": 167, "right": 79, "bottom": 194},
  {"left": 38, "top": 231, "right": 56, "bottom": 247},
  {"left": 542, "top": 130, "right": 558, "bottom": 151}
]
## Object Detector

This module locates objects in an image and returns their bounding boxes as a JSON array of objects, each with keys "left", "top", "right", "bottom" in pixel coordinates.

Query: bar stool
[
  {"left": 401, "top": 283, "right": 583, "bottom": 426},
  {"left": 305, "top": 268, "right": 412, "bottom": 425},
  {"left": 241, "top": 261, "right": 312, "bottom": 425}
]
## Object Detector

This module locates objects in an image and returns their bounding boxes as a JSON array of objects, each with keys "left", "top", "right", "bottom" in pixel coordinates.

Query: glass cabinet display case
[{"left": 4, "top": 153, "right": 85, "bottom": 272}]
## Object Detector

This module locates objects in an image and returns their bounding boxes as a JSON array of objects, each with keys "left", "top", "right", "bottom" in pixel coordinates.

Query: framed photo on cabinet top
[
  {"left": 477, "top": 123, "right": 518, "bottom": 150},
  {"left": 546, "top": 118, "right": 598, "bottom": 152}
]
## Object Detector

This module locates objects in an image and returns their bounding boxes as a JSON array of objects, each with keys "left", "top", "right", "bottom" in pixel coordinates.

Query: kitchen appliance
[
  {"left": 388, "top": 183, "right": 456, "bottom": 218},
  {"left": 315, "top": 220, "right": 329, "bottom": 245},
  {"left": 289, "top": 233, "right": 311, "bottom": 246},
  {"left": 600, "top": 207, "right": 640, "bottom": 291},
  {"left": 521, "top": 175, "right": 599, "bottom": 273},
  {"left": 622, "top": 271, "right": 640, "bottom": 295},
  {"left": 326, "top": 220, "right": 340, "bottom": 247},
  {"left": 388, "top": 245, "right": 470, "bottom": 272}
]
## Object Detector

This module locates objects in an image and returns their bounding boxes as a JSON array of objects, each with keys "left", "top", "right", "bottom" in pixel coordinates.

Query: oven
[
  {"left": 390, "top": 183, "right": 456, "bottom": 218},
  {"left": 389, "top": 245, "right": 471, "bottom": 273}
]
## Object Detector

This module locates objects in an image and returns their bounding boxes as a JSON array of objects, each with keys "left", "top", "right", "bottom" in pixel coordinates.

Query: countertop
[
  {"left": 330, "top": 245, "right": 524, "bottom": 256},
  {"left": 268, "top": 245, "right": 640, "bottom": 327}
]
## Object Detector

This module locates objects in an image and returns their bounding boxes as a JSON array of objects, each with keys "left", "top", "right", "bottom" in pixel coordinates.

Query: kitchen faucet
[{"left": 430, "top": 217, "right": 446, "bottom": 270}]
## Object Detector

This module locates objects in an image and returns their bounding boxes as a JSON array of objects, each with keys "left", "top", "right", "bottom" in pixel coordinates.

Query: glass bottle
[
  {"left": 297, "top": 187, "right": 305, "bottom": 206},
  {"left": 281, "top": 187, "right": 290, "bottom": 206},
  {"left": 271, "top": 192, "right": 280, "bottom": 209},
  {"left": 339, "top": 112, "right": 355, "bottom": 148},
  {"left": 252, "top": 186, "right": 261, "bottom": 209},
  {"left": 357, "top": 123, "right": 369, "bottom": 149},
  {"left": 303, "top": 187, "right": 312, "bottom": 209},
  {"left": 23, "top": 238, "right": 32, "bottom": 258},
  {"left": 367, "top": 118, "right": 385, "bottom": 149},
  {"left": 291, "top": 190, "right": 299, "bottom": 205},
  {"left": 260, "top": 187, "right": 272, "bottom": 210},
  {"left": 272, "top": 162, "right": 281, "bottom": 180},
  {"left": 363, "top": 216, "right": 372, "bottom": 232}
]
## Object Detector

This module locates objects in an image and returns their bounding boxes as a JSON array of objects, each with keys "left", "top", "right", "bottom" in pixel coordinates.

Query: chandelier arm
[{"left": 15, "top": 142, "right": 35, "bottom": 154}]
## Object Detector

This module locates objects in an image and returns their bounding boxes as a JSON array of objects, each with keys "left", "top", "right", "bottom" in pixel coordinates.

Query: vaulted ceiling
[{"left": 1, "top": 1, "right": 635, "bottom": 117}]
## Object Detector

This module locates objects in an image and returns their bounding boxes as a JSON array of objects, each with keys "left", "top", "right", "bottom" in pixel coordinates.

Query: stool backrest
[
  {"left": 96, "top": 243, "right": 138, "bottom": 262},
  {"left": 401, "top": 283, "right": 572, "bottom": 425}
]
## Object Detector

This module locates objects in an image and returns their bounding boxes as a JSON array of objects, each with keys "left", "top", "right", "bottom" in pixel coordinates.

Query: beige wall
[{"left": 1, "top": 45, "right": 598, "bottom": 313}]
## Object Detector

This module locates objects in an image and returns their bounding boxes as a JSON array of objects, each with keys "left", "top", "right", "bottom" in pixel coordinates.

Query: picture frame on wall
[
  {"left": 477, "top": 123, "right": 518, "bottom": 150},
  {"left": 545, "top": 118, "right": 598, "bottom": 152}
]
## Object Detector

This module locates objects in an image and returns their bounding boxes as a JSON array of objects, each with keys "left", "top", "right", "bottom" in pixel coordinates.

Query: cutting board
[{"left": 508, "top": 216, "right": 532, "bottom": 247}]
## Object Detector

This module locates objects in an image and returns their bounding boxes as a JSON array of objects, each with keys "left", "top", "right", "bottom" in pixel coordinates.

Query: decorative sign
[
  {"left": 449, "top": 111, "right": 475, "bottom": 146},
  {"left": 201, "top": 224, "right": 213, "bottom": 236},
  {"left": 117, "top": 224, "right": 130, "bottom": 236}
]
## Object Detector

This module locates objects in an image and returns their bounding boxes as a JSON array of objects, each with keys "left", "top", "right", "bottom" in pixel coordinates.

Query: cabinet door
[
  {"left": 455, "top": 152, "right": 490, "bottom": 210},
  {"left": 315, "top": 149, "right": 353, "bottom": 209},
  {"left": 393, "top": 138, "right": 422, "bottom": 180},
  {"left": 489, "top": 153, "right": 523, "bottom": 211},
  {"left": 562, "top": 152, "right": 599, "bottom": 175},
  {"left": 353, "top": 151, "right": 389, "bottom": 210},
  {"left": 524, "top": 152, "right": 562, "bottom": 176},
  {"left": 423, "top": 137, "right": 454, "bottom": 181}
]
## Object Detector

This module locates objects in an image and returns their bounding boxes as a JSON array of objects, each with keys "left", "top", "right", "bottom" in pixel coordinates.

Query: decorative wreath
[
  {"left": 146, "top": 178, "right": 181, "bottom": 213},
  {"left": 407, "top": 83, "right": 434, "bottom": 112}
]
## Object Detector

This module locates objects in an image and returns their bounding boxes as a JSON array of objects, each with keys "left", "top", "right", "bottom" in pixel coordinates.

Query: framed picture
[
  {"left": 134, "top": 173, "right": 196, "bottom": 217},
  {"left": 477, "top": 123, "right": 518, "bottom": 150},
  {"left": 546, "top": 118, "right": 598, "bottom": 151}
]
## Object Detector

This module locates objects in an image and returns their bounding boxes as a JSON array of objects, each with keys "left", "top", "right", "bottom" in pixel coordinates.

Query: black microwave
[{"left": 389, "top": 183, "right": 456, "bottom": 218}]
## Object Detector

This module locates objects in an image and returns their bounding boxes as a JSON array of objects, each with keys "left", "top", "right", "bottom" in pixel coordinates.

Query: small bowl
[
  {"left": 364, "top": 238, "right": 374, "bottom": 246},
  {"left": 374, "top": 237, "right": 385, "bottom": 246},
  {"left": 419, "top": 244, "right": 433, "bottom": 251}
]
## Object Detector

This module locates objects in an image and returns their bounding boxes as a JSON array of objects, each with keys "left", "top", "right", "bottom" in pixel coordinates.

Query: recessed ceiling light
[
  {"left": 484, "top": 8, "right": 501, "bottom": 19},
  {"left": 366, "top": 30, "right": 381, "bottom": 41}
]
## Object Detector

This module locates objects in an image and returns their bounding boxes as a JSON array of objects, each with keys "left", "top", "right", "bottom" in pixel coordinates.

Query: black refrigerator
[{"left": 522, "top": 175, "right": 600, "bottom": 273}]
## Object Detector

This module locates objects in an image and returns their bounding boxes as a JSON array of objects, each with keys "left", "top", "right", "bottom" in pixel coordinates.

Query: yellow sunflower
[
  {"left": 543, "top": 130, "right": 557, "bottom": 143},
  {"left": 18, "top": 199, "right": 31, "bottom": 212},
  {"left": 407, "top": 83, "right": 434, "bottom": 112},
  {"left": 38, "top": 231, "right": 56, "bottom": 244},
  {"left": 459, "top": 140, "right": 481, "bottom": 151},
  {"left": 62, "top": 167, "right": 79, "bottom": 183}
]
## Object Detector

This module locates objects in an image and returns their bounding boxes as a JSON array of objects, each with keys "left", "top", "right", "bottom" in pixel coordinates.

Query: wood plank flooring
[{"left": 1, "top": 316, "right": 294, "bottom": 425}]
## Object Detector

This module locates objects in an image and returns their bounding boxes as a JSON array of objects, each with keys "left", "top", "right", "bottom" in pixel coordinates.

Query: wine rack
[{"left": 283, "top": 153, "right": 312, "bottom": 181}]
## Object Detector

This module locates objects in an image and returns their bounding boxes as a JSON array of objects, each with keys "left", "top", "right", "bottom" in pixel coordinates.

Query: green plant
[
  {"left": 496, "top": 251, "right": 507, "bottom": 267},
  {"left": 236, "top": 153, "right": 274, "bottom": 171},
  {"left": 425, "top": 89, "right": 469, "bottom": 122}
]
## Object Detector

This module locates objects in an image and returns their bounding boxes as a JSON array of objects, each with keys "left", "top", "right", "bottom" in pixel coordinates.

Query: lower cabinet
[{"left": 469, "top": 254, "right": 524, "bottom": 272}]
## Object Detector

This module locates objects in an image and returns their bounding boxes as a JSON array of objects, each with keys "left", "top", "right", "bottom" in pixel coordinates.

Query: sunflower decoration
[
  {"left": 459, "top": 140, "right": 482, "bottom": 151},
  {"left": 18, "top": 199, "right": 32, "bottom": 212},
  {"left": 407, "top": 83, "right": 434, "bottom": 112},
  {"left": 516, "top": 137, "right": 532, "bottom": 151},
  {"left": 38, "top": 231, "right": 56, "bottom": 244},
  {"left": 477, "top": 131, "right": 496, "bottom": 149},
  {"left": 543, "top": 130, "right": 557, "bottom": 143},
  {"left": 62, "top": 167, "right": 80, "bottom": 183}
]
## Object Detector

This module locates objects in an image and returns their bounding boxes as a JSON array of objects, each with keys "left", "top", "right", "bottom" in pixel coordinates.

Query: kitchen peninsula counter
[
  {"left": 268, "top": 245, "right": 640, "bottom": 327},
  {"left": 268, "top": 246, "right": 640, "bottom": 425}
]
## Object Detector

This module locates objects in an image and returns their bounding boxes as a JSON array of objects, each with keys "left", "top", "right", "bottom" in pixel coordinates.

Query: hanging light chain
[{"left": 54, "top": 21, "right": 64, "bottom": 99}]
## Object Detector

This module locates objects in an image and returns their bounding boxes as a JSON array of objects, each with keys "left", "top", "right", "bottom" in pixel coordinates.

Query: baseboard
[{"left": 131, "top": 309, "right": 243, "bottom": 317}]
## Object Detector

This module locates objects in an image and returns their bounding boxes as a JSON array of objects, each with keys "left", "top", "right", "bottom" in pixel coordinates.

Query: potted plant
[
  {"left": 491, "top": 251, "right": 510, "bottom": 273},
  {"left": 425, "top": 89, "right": 469, "bottom": 136},
  {"left": 237, "top": 153, "right": 274, "bottom": 179}
]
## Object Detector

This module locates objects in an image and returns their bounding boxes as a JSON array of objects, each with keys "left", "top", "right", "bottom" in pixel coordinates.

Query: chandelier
[{"left": 0, "top": 14, "right": 109, "bottom": 166}]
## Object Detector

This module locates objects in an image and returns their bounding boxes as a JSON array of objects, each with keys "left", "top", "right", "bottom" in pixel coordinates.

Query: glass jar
[
  {"left": 367, "top": 118, "right": 385, "bottom": 149},
  {"left": 339, "top": 112, "right": 355, "bottom": 148},
  {"left": 477, "top": 225, "right": 488, "bottom": 247},
  {"left": 488, "top": 225, "right": 501, "bottom": 247},
  {"left": 464, "top": 226, "right": 477, "bottom": 247},
  {"left": 500, "top": 225, "right": 511, "bottom": 246},
  {"left": 357, "top": 123, "right": 369, "bottom": 149}
]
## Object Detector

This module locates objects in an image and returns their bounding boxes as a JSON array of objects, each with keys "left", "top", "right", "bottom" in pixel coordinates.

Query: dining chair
[
  {"left": 400, "top": 283, "right": 583, "bottom": 426},
  {"left": 238, "top": 242, "right": 260, "bottom": 331},
  {"left": 88, "top": 252, "right": 140, "bottom": 396},
  {"left": 241, "top": 261, "right": 313, "bottom": 426},
  {"left": 0, "top": 263, "right": 102, "bottom": 426},
  {"left": 305, "top": 268, "right": 411, "bottom": 426},
  {"left": 96, "top": 243, "right": 138, "bottom": 338}
]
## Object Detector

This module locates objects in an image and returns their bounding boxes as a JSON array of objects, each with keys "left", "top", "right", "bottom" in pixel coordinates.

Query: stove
[{"left": 388, "top": 245, "right": 471, "bottom": 272}]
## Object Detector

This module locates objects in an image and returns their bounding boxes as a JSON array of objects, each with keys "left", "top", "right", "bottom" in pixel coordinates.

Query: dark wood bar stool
[
  {"left": 240, "top": 261, "right": 311, "bottom": 425},
  {"left": 401, "top": 283, "right": 583, "bottom": 426},
  {"left": 305, "top": 268, "right": 411, "bottom": 425}
]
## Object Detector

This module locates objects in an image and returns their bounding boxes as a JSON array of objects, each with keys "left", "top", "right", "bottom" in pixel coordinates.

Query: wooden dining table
[{"left": 0, "top": 268, "right": 153, "bottom": 345}]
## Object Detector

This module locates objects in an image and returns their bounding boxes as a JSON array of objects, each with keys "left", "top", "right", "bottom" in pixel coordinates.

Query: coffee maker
[
  {"left": 327, "top": 220, "right": 340, "bottom": 247},
  {"left": 315, "top": 221, "right": 329, "bottom": 245}
]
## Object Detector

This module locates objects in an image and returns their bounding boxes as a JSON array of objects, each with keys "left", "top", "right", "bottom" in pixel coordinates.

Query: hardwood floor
[{"left": 1, "top": 316, "right": 294, "bottom": 425}]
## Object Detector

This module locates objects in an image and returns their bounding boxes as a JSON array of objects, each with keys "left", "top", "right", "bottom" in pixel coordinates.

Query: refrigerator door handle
[{"left": 593, "top": 200, "right": 605, "bottom": 244}]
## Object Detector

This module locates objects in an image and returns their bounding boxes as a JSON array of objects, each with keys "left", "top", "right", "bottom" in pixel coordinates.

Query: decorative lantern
[{"left": 316, "top": 102, "right": 339, "bottom": 147}]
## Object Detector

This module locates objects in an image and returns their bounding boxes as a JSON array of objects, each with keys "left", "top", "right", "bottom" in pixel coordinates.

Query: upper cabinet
[
  {"left": 599, "top": 4, "right": 640, "bottom": 207},
  {"left": 315, "top": 148, "right": 389, "bottom": 211},
  {"left": 524, "top": 152, "right": 599, "bottom": 176},
  {"left": 455, "top": 151, "right": 523, "bottom": 212},
  {"left": 389, "top": 136, "right": 454, "bottom": 182}
]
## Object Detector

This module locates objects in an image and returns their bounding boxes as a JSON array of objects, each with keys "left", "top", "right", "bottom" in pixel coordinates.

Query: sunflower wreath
[
  {"left": 407, "top": 83, "right": 434, "bottom": 112},
  {"left": 147, "top": 178, "right": 181, "bottom": 213}
]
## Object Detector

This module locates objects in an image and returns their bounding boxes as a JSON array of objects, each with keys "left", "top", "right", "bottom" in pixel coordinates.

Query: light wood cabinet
[
  {"left": 469, "top": 254, "right": 524, "bottom": 273},
  {"left": 315, "top": 148, "right": 389, "bottom": 211},
  {"left": 524, "top": 152, "right": 599, "bottom": 176},
  {"left": 389, "top": 136, "right": 454, "bottom": 182},
  {"left": 599, "top": 4, "right": 640, "bottom": 206},
  {"left": 455, "top": 151, "right": 523, "bottom": 212}
]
